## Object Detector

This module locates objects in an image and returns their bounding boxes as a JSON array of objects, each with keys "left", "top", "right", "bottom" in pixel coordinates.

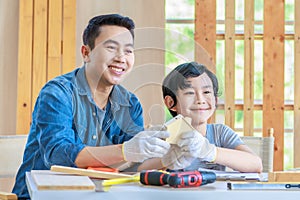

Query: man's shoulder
[{"left": 40, "top": 67, "right": 81, "bottom": 96}]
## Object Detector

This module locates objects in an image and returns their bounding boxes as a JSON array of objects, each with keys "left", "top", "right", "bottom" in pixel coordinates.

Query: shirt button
[
  {"left": 92, "top": 112, "right": 96, "bottom": 116},
  {"left": 92, "top": 135, "right": 97, "bottom": 140}
]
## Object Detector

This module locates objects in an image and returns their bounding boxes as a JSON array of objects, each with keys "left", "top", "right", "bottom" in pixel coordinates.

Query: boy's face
[
  {"left": 83, "top": 25, "right": 134, "bottom": 86},
  {"left": 171, "top": 73, "right": 216, "bottom": 126}
]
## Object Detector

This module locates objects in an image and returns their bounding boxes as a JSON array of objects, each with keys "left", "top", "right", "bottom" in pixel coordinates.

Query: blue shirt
[{"left": 12, "top": 66, "right": 144, "bottom": 199}]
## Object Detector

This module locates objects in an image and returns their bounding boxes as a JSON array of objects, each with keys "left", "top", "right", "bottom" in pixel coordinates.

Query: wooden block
[
  {"left": 0, "top": 192, "right": 17, "bottom": 200},
  {"left": 51, "top": 165, "right": 133, "bottom": 179},
  {"left": 30, "top": 170, "right": 95, "bottom": 190},
  {"left": 268, "top": 171, "right": 300, "bottom": 182},
  {"left": 165, "top": 115, "right": 194, "bottom": 144}
]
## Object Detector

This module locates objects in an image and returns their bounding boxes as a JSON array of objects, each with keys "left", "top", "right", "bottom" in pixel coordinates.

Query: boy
[{"left": 139, "top": 62, "right": 262, "bottom": 172}]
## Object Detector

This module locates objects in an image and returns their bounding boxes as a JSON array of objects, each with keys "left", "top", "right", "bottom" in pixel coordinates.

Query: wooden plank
[
  {"left": 31, "top": 171, "right": 95, "bottom": 190},
  {"left": 62, "top": 0, "right": 76, "bottom": 74},
  {"left": 243, "top": 0, "right": 255, "bottom": 136},
  {"left": 263, "top": 0, "right": 285, "bottom": 170},
  {"left": 294, "top": 0, "right": 300, "bottom": 168},
  {"left": 32, "top": 0, "right": 48, "bottom": 106},
  {"left": 194, "top": 0, "right": 216, "bottom": 73},
  {"left": 50, "top": 165, "right": 133, "bottom": 179},
  {"left": 16, "top": 0, "right": 33, "bottom": 134},
  {"left": 224, "top": 0, "right": 235, "bottom": 128},
  {"left": 48, "top": 0, "right": 63, "bottom": 80},
  {"left": 0, "top": 192, "right": 17, "bottom": 200},
  {"left": 268, "top": 171, "right": 300, "bottom": 182}
]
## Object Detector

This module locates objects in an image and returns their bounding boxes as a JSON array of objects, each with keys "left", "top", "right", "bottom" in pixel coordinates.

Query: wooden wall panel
[
  {"left": 17, "top": 0, "right": 76, "bottom": 134},
  {"left": 224, "top": 0, "right": 235, "bottom": 128},
  {"left": 48, "top": 0, "right": 63, "bottom": 80},
  {"left": 263, "top": 0, "right": 285, "bottom": 170},
  {"left": 62, "top": 0, "right": 76, "bottom": 74},
  {"left": 243, "top": 0, "right": 255, "bottom": 136},
  {"left": 16, "top": 0, "right": 33, "bottom": 134},
  {"left": 294, "top": 0, "right": 300, "bottom": 168},
  {"left": 32, "top": 0, "right": 48, "bottom": 103}
]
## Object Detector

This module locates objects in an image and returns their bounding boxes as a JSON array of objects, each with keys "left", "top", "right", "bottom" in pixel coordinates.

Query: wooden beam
[
  {"left": 243, "top": 0, "right": 255, "bottom": 136},
  {"left": 224, "top": 0, "right": 235, "bottom": 128},
  {"left": 194, "top": 0, "right": 216, "bottom": 73},
  {"left": 194, "top": 0, "right": 216, "bottom": 123},
  {"left": 263, "top": 0, "right": 285, "bottom": 170},
  {"left": 294, "top": 0, "right": 300, "bottom": 168}
]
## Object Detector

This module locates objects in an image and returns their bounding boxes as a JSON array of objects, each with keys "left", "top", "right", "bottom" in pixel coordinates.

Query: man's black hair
[
  {"left": 162, "top": 62, "right": 220, "bottom": 117},
  {"left": 83, "top": 14, "right": 135, "bottom": 50}
]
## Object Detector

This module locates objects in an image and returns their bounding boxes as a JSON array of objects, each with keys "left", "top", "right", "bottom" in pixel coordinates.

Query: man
[{"left": 12, "top": 14, "right": 171, "bottom": 199}]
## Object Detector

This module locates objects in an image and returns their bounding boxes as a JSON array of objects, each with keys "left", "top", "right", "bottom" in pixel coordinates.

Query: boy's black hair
[
  {"left": 83, "top": 14, "right": 135, "bottom": 50},
  {"left": 162, "top": 62, "right": 220, "bottom": 117}
]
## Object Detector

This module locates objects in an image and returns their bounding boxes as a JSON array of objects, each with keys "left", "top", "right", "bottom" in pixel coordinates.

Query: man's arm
[{"left": 75, "top": 144, "right": 124, "bottom": 168}]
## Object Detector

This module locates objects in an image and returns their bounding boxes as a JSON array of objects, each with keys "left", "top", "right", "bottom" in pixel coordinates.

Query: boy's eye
[
  {"left": 184, "top": 91, "right": 195, "bottom": 95},
  {"left": 124, "top": 49, "right": 133, "bottom": 54}
]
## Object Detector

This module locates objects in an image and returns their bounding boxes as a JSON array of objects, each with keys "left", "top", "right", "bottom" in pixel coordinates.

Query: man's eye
[
  {"left": 204, "top": 90, "right": 212, "bottom": 94},
  {"left": 106, "top": 46, "right": 117, "bottom": 50}
]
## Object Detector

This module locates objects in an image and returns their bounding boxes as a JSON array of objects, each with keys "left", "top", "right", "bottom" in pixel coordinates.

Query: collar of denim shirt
[{"left": 74, "top": 66, "right": 132, "bottom": 109}]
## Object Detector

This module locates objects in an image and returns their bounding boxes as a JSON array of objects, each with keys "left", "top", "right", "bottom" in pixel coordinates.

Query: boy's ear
[
  {"left": 164, "top": 96, "right": 176, "bottom": 112},
  {"left": 81, "top": 45, "right": 91, "bottom": 63}
]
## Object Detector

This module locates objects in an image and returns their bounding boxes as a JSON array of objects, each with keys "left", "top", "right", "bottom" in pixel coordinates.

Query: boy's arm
[{"left": 214, "top": 145, "right": 263, "bottom": 173}]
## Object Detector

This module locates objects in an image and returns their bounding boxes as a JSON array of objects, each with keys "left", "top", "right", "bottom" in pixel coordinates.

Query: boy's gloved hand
[
  {"left": 177, "top": 130, "right": 217, "bottom": 162},
  {"left": 161, "top": 144, "right": 195, "bottom": 169},
  {"left": 122, "top": 125, "right": 170, "bottom": 163}
]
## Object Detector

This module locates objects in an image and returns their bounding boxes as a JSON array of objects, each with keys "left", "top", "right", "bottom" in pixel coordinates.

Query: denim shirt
[{"left": 12, "top": 66, "right": 144, "bottom": 199}]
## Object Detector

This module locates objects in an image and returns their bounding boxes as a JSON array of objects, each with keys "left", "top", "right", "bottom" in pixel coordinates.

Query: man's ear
[
  {"left": 81, "top": 45, "right": 91, "bottom": 63},
  {"left": 164, "top": 96, "right": 177, "bottom": 112}
]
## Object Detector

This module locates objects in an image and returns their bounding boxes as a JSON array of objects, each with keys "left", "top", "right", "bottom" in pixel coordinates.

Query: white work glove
[
  {"left": 122, "top": 125, "right": 171, "bottom": 163},
  {"left": 161, "top": 144, "right": 195, "bottom": 170},
  {"left": 177, "top": 130, "right": 217, "bottom": 162}
]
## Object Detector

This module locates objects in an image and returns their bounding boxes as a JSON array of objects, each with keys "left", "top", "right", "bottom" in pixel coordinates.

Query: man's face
[
  {"left": 84, "top": 25, "right": 134, "bottom": 86},
  {"left": 173, "top": 73, "right": 216, "bottom": 126}
]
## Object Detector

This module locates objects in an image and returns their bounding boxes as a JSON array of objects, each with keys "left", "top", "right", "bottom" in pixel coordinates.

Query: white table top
[{"left": 26, "top": 171, "right": 300, "bottom": 200}]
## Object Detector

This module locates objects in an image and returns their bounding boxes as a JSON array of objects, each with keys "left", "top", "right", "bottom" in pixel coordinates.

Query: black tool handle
[{"left": 140, "top": 170, "right": 169, "bottom": 186}]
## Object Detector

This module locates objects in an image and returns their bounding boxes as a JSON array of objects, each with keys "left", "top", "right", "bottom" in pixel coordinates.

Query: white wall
[
  {"left": 0, "top": 0, "right": 19, "bottom": 134},
  {"left": 0, "top": 0, "right": 165, "bottom": 135}
]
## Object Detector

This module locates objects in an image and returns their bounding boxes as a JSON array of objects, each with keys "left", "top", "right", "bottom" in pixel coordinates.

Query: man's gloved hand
[
  {"left": 122, "top": 125, "right": 171, "bottom": 163},
  {"left": 177, "top": 130, "right": 217, "bottom": 162},
  {"left": 161, "top": 144, "right": 195, "bottom": 170}
]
